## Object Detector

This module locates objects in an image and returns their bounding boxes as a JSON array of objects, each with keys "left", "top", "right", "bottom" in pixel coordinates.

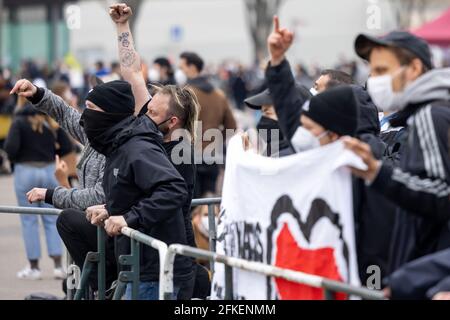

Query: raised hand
[
  {"left": 54, "top": 155, "right": 69, "bottom": 186},
  {"left": 267, "top": 16, "right": 294, "bottom": 66},
  {"left": 10, "top": 79, "right": 37, "bottom": 98},
  {"left": 109, "top": 3, "right": 132, "bottom": 24}
]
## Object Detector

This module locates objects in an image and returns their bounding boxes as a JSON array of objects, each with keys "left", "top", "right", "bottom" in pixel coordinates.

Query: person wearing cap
[
  {"left": 265, "top": 16, "right": 359, "bottom": 143},
  {"left": 244, "top": 88, "right": 292, "bottom": 157},
  {"left": 345, "top": 30, "right": 450, "bottom": 295},
  {"left": 266, "top": 15, "right": 397, "bottom": 284}
]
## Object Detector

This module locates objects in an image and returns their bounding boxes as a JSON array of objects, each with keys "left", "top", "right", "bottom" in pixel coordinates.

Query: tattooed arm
[{"left": 109, "top": 3, "right": 150, "bottom": 115}]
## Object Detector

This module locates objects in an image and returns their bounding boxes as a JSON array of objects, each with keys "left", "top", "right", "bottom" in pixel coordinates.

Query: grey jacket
[{"left": 32, "top": 88, "right": 105, "bottom": 210}]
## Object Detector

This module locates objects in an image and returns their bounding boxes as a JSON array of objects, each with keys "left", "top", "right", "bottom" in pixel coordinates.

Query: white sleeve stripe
[
  {"left": 415, "top": 106, "right": 446, "bottom": 180},
  {"left": 417, "top": 107, "right": 439, "bottom": 178},
  {"left": 415, "top": 109, "right": 435, "bottom": 177},
  {"left": 392, "top": 168, "right": 450, "bottom": 197},
  {"left": 393, "top": 167, "right": 447, "bottom": 189},
  {"left": 424, "top": 106, "right": 446, "bottom": 179}
]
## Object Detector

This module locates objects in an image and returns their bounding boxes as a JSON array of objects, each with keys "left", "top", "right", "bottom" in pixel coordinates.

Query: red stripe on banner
[{"left": 274, "top": 223, "right": 347, "bottom": 300}]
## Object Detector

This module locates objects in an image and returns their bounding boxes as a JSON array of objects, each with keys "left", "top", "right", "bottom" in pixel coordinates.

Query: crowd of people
[{"left": 1, "top": 2, "right": 449, "bottom": 300}]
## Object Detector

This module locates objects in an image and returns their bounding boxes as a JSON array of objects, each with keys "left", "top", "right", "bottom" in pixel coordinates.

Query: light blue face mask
[
  {"left": 290, "top": 126, "right": 328, "bottom": 153},
  {"left": 310, "top": 87, "right": 318, "bottom": 96}
]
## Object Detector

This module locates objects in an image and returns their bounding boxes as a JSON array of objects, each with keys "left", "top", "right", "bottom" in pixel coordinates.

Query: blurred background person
[
  {"left": 178, "top": 51, "right": 237, "bottom": 198},
  {"left": 148, "top": 57, "right": 176, "bottom": 86},
  {"left": 4, "top": 96, "right": 73, "bottom": 280},
  {"left": 0, "top": 67, "right": 15, "bottom": 174}
]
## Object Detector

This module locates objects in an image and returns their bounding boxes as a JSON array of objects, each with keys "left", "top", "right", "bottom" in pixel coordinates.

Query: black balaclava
[
  {"left": 80, "top": 80, "right": 135, "bottom": 154},
  {"left": 256, "top": 116, "right": 287, "bottom": 156}
]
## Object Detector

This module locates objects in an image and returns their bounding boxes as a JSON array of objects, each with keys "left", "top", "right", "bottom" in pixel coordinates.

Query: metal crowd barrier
[
  {"left": 0, "top": 198, "right": 221, "bottom": 301},
  {"left": 0, "top": 198, "right": 385, "bottom": 301},
  {"left": 0, "top": 206, "right": 61, "bottom": 215},
  {"left": 0, "top": 206, "right": 79, "bottom": 299},
  {"left": 161, "top": 244, "right": 385, "bottom": 300},
  {"left": 111, "top": 197, "right": 221, "bottom": 300}
]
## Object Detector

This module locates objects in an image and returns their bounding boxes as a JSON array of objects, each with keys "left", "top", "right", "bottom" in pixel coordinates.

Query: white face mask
[
  {"left": 367, "top": 68, "right": 404, "bottom": 112},
  {"left": 148, "top": 67, "right": 160, "bottom": 82},
  {"left": 174, "top": 69, "right": 187, "bottom": 85},
  {"left": 309, "top": 87, "right": 318, "bottom": 96},
  {"left": 291, "top": 126, "right": 328, "bottom": 153}
]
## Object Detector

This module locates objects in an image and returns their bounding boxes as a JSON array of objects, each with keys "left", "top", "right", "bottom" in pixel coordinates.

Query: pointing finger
[{"left": 273, "top": 15, "right": 280, "bottom": 33}]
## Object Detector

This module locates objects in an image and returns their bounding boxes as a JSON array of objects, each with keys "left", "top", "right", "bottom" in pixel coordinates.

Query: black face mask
[
  {"left": 256, "top": 116, "right": 280, "bottom": 132},
  {"left": 80, "top": 109, "right": 131, "bottom": 154},
  {"left": 256, "top": 116, "right": 285, "bottom": 156},
  {"left": 156, "top": 117, "right": 172, "bottom": 135}
]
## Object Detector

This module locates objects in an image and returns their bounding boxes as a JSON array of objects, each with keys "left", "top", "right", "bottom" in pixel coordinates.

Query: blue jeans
[
  {"left": 14, "top": 163, "right": 62, "bottom": 260},
  {"left": 125, "top": 282, "right": 180, "bottom": 300}
]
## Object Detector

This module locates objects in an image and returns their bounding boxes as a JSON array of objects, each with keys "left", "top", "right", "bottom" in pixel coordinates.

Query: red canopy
[{"left": 412, "top": 7, "right": 450, "bottom": 46}]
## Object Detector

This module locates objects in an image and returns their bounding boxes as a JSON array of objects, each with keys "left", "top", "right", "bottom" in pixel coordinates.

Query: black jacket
[
  {"left": 388, "top": 248, "right": 450, "bottom": 299},
  {"left": 163, "top": 137, "right": 197, "bottom": 248},
  {"left": 102, "top": 115, "right": 192, "bottom": 282},
  {"left": 5, "top": 104, "right": 73, "bottom": 163},
  {"left": 351, "top": 86, "right": 397, "bottom": 283},
  {"left": 373, "top": 102, "right": 450, "bottom": 276},
  {"left": 265, "top": 59, "right": 397, "bottom": 283},
  {"left": 265, "top": 59, "right": 312, "bottom": 141}
]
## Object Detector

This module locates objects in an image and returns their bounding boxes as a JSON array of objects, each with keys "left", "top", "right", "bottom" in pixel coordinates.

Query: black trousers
[
  {"left": 56, "top": 209, "right": 117, "bottom": 290},
  {"left": 194, "top": 163, "right": 219, "bottom": 198}
]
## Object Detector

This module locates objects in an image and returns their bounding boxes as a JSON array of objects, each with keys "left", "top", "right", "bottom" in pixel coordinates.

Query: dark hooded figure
[
  {"left": 351, "top": 85, "right": 398, "bottom": 284},
  {"left": 80, "top": 80, "right": 192, "bottom": 300}
]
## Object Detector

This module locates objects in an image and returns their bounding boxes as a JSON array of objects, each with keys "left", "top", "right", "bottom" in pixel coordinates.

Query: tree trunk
[
  {"left": 244, "top": 0, "right": 284, "bottom": 65},
  {"left": 390, "top": 0, "right": 428, "bottom": 29},
  {"left": 125, "top": 0, "right": 144, "bottom": 37}
]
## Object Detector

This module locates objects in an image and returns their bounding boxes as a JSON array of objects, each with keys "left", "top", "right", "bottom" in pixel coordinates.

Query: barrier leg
[
  {"left": 74, "top": 252, "right": 97, "bottom": 300},
  {"left": 65, "top": 251, "right": 75, "bottom": 300},
  {"left": 224, "top": 265, "right": 234, "bottom": 300},
  {"left": 97, "top": 227, "right": 106, "bottom": 300},
  {"left": 112, "top": 276, "right": 127, "bottom": 300},
  {"left": 115, "top": 238, "right": 140, "bottom": 300},
  {"left": 324, "top": 288, "right": 335, "bottom": 300},
  {"left": 208, "top": 203, "right": 216, "bottom": 273},
  {"left": 162, "top": 248, "right": 176, "bottom": 300}
]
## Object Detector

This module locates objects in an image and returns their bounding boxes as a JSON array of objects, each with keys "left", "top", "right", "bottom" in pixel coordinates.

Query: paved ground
[{"left": 0, "top": 174, "right": 64, "bottom": 300}]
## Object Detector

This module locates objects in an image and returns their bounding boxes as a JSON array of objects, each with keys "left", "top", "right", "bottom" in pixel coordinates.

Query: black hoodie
[
  {"left": 101, "top": 115, "right": 192, "bottom": 283},
  {"left": 5, "top": 104, "right": 73, "bottom": 163},
  {"left": 350, "top": 86, "right": 398, "bottom": 283}
]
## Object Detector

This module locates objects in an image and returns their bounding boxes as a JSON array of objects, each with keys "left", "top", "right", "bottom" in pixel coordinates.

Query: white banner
[{"left": 212, "top": 136, "right": 365, "bottom": 300}]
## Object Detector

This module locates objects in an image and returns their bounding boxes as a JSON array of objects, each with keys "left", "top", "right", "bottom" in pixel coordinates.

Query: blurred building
[
  {"left": 0, "top": 0, "right": 72, "bottom": 70},
  {"left": 1, "top": 0, "right": 450, "bottom": 71}
]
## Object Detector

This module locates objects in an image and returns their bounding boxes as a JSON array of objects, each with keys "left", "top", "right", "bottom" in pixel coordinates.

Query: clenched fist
[
  {"left": 10, "top": 79, "right": 37, "bottom": 98},
  {"left": 109, "top": 3, "right": 133, "bottom": 24}
]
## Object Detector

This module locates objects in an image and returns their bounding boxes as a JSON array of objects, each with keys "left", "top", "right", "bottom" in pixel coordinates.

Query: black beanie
[
  {"left": 302, "top": 86, "right": 359, "bottom": 137},
  {"left": 86, "top": 80, "right": 135, "bottom": 114}
]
